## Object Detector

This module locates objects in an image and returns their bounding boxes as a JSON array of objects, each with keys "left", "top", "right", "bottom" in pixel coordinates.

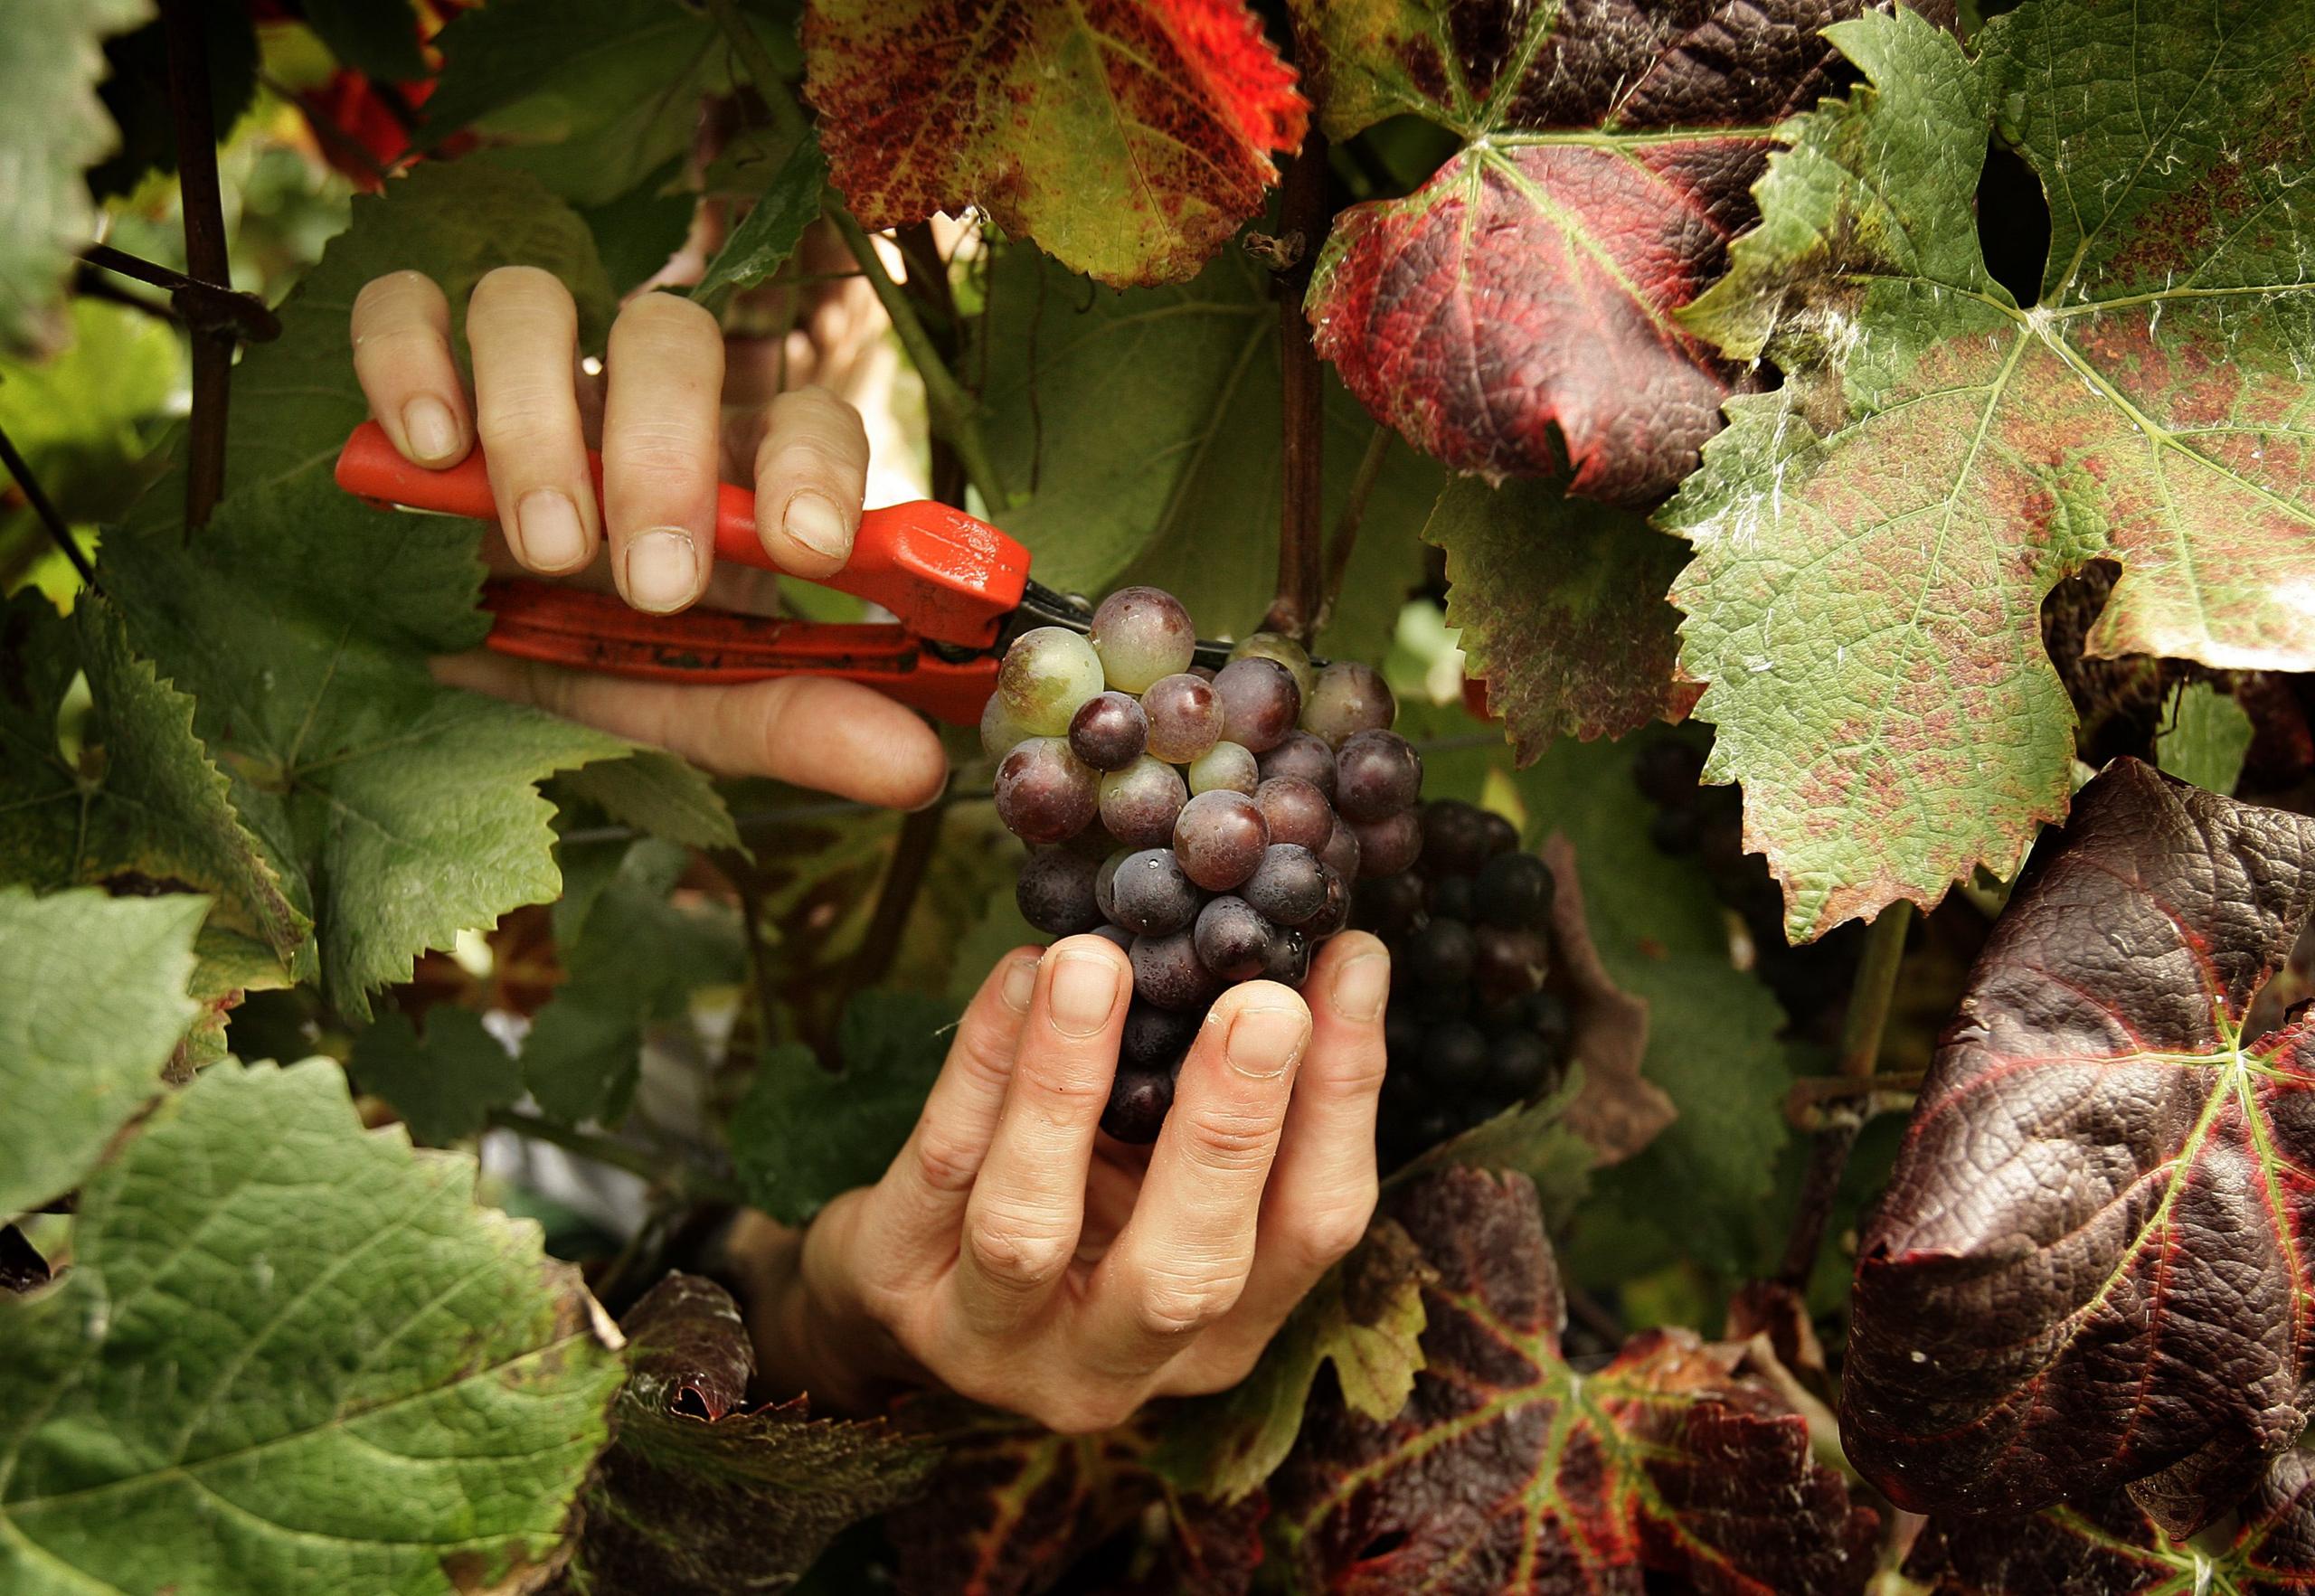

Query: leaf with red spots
[
  {"left": 802, "top": 0, "right": 1306, "bottom": 288},
  {"left": 885, "top": 1405, "right": 1262, "bottom": 1596},
  {"left": 1842, "top": 760, "right": 2315, "bottom": 1535},
  {"left": 1273, "top": 1165, "right": 1878, "bottom": 1594},
  {"left": 1906, "top": 1447, "right": 2315, "bottom": 1594},
  {"left": 1295, "top": 0, "right": 1945, "bottom": 505},
  {"left": 563, "top": 1274, "right": 936, "bottom": 1594},
  {"left": 1667, "top": 1, "right": 2315, "bottom": 940}
]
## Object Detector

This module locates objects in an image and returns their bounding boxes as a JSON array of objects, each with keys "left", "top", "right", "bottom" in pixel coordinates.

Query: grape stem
[
  {"left": 1317, "top": 423, "right": 1393, "bottom": 633},
  {"left": 1262, "top": 129, "right": 1331, "bottom": 643},
  {"left": 1773, "top": 900, "right": 1913, "bottom": 1289},
  {"left": 161, "top": 0, "right": 236, "bottom": 531},
  {"left": 700, "top": 0, "right": 1012, "bottom": 510}
]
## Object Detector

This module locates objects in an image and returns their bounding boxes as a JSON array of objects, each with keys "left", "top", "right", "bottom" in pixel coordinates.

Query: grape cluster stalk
[
  {"left": 1352, "top": 800, "right": 1571, "bottom": 1168},
  {"left": 987, "top": 586, "right": 1415, "bottom": 1141}
]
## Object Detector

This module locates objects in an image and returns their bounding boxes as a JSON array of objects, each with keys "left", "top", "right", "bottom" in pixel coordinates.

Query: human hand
[
  {"left": 756, "top": 930, "right": 1393, "bottom": 1432},
  {"left": 349, "top": 267, "right": 946, "bottom": 806}
]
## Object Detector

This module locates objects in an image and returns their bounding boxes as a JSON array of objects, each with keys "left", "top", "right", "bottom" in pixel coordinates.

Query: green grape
[
  {"left": 1187, "top": 741, "right": 1259, "bottom": 795},
  {"left": 998, "top": 626, "right": 1106, "bottom": 735},
  {"left": 981, "top": 692, "right": 1035, "bottom": 760},
  {"left": 1089, "top": 586, "right": 1195, "bottom": 693}
]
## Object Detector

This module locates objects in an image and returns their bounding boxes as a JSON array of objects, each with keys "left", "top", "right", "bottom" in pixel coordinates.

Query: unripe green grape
[
  {"left": 981, "top": 692, "right": 1034, "bottom": 760},
  {"left": 1227, "top": 631, "right": 1318, "bottom": 704},
  {"left": 1187, "top": 741, "right": 1259, "bottom": 795},
  {"left": 1089, "top": 586, "right": 1195, "bottom": 693},
  {"left": 1300, "top": 660, "right": 1395, "bottom": 746},
  {"left": 998, "top": 626, "right": 1106, "bottom": 735}
]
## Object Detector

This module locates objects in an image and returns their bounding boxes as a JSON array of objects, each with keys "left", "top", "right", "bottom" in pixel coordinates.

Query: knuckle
[
  {"left": 908, "top": 1126, "right": 983, "bottom": 1197},
  {"left": 1133, "top": 1268, "right": 1246, "bottom": 1339},
  {"left": 475, "top": 402, "right": 573, "bottom": 460},
  {"left": 1180, "top": 1104, "right": 1282, "bottom": 1175},
  {"left": 1293, "top": 1195, "right": 1377, "bottom": 1270},
  {"left": 756, "top": 434, "right": 855, "bottom": 483},
  {"left": 607, "top": 419, "right": 713, "bottom": 480},
  {"left": 965, "top": 1217, "right": 1073, "bottom": 1291}
]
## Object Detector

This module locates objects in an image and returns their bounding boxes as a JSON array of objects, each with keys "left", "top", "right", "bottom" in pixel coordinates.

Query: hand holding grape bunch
[{"left": 985, "top": 588, "right": 1421, "bottom": 1141}]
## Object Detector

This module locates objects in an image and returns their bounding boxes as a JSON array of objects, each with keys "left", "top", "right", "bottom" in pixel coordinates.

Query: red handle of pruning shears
[{"left": 332, "top": 421, "right": 1028, "bottom": 724}]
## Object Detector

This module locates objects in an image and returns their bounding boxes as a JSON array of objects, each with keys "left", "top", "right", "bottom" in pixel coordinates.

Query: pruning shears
[{"left": 334, "top": 420, "right": 1128, "bottom": 725}]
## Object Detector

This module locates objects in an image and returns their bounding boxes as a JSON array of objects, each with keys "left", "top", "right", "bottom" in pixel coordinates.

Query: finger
[
  {"left": 1171, "top": 933, "right": 1390, "bottom": 1391},
  {"left": 467, "top": 268, "right": 598, "bottom": 574},
  {"left": 1082, "top": 980, "right": 1310, "bottom": 1374},
  {"left": 350, "top": 270, "right": 470, "bottom": 466},
  {"left": 953, "top": 934, "right": 1131, "bottom": 1333},
  {"left": 861, "top": 946, "right": 1043, "bottom": 1272},
  {"left": 750, "top": 386, "right": 869, "bottom": 578},
  {"left": 600, "top": 291, "right": 724, "bottom": 614},
  {"left": 430, "top": 655, "right": 950, "bottom": 806}
]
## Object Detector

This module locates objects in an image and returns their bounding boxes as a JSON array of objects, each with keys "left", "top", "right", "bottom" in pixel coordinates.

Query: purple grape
[
  {"left": 994, "top": 737, "right": 1099, "bottom": 844},
  {"left": 1262, "top": 925, "right": 1311, "bottom": 986},
  {"left": 1484, "top": 1030, "right": 1555, "bottom": 1099},
  {"left": 1479, "top": 810, "right": 1519, "bottom": 860},
  {"left": 1474, "top": 924, "right": 1550, "bottom": 1006},
  {"left": 1089, "top": 586, "right": 1195, "bottom": 694},
  {"left": 1210, "top": 656, "right": 1301, "bottom": 754},
  {"left": 1318, "top": 818, "right": 1362, "bottom": 882},
  {"left": 1428, "top": 874, "right": 1475, "bottom": 921},
  {"left": 1017, "top": 848, "right": 1104, "bottom": 936},
  {"left": 1406, "top": 919, "right": 1477, "bottom": 987},
  {"left": 1194, "top": 895, "right": 1273, "bottom": 980},
  {"left": 1173, "top": 789, "right": 1270, "bottom": 892},
  {"left": 1101, "top": 1063, "right": 1175, "bottom": 1143},
  {"left": 1122, "top": 1000, "right": 1202, "bottom": 1075},
  {"left": 1257, "top": 731, "right": 1337, "bottom": 800},
  {"left": 1350, "top": 868, "right": 1422, "bottom": 934},
  {"left": 1253, "top": 775, "right": 1334, "bottom": 852},
  {"left": 1337, "top": 730, "right": 1422, "bottom": 823},
  {"left": 1419, "top": 801, "right": 1496, "bottom": 877},
  {"left": 1099, "top": 755, "right": 1187, "bottom": 849},
  {"left": 1094, "top": 849, "right": 1129, "bottom": 921},
  {"left": 1110, "top": 847, "right": 1199, "bottom": 937},
  {"left": 1243, "top": 843, "right": 1326, "bottom": 926},
  {"left": 1475, "top": 851, "right": 1555, "bottom": 932},
  {"left": 1141, "top": 673, "right": 1224, "bottom": 763},
  {"left": 1349, "top": 809, "right": 1422, "bottom": 876},
  {"left": 1423, "top": 1020, "right": 1489, "bottom": 1091},
  {"left": 1132, "top": 930, "right": 1224, "bottom": 1010},
  {"left": 1302, "top": 867, "right": 1350, "bottom": 939},
  {"left": 1300, "top": 661, "right": 1395, "bottom": 746},
  {"left": 1227, "top": 631, "right": 1318, "bottom": 704},
  {"left": 1089, "top": 923, "right": 1137, "bottom": 952},
  {"left": 1069, "top": 691, "right": 1148, "bottom": 770}
]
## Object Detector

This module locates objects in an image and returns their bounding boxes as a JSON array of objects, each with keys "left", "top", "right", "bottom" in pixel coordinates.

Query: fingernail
[
  {"left": 624, "top": 528, "right": 698, "bottom": 612},
  {"left": 1226, "top": 1003, "right": 1310, "bottom": 1080},
  {"left": 1332, "top": 951, "right": 1391, "bottom": 1024},
  {"left": 402, "top": 395, "right": 458, "bottom": 462},
  {"left": 515, "top": 489, "right": 587, "bottom": 571},
  {"left": 1048, "top": 950, "right": 1120, "bottom": 1037},
  {"left": 784, "top": 491, "right": 851, "bottom": 562},
  {"left": 1000, "top": 955, "right": 1038, "bottom": 1013}
]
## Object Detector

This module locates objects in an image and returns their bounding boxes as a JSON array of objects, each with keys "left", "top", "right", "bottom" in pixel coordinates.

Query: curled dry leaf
[{"left": 1844, "top": 759, "right": 2315, "bottom": 1535}]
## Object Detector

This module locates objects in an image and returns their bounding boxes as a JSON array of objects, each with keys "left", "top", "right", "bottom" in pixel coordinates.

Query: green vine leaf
[
  {"left": 691, "top": 130, "right": 829, "bottom": 316},
  {"left": 1667, "top": 0, "right": 2315, "bottom": 940},
  {"left": 0, "top": 0, "right": 147, "bottom": 354},
  {"left": 0, "top": 1060, "right": 625, "bottom": 1595},
  {"left": 350, "top": 1006, "right": 525, "bottom": 1145},
  {"left": 2156, "top": 682, "right": 2255, "bottom": 796},
  {"left": 0, "top": 885, "right": 203, "bottom": 1218}
]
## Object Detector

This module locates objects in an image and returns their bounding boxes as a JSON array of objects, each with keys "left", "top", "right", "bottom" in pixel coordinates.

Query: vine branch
[
  {"left": 1774, "top": 901, "right": 1913, "bottom": 1289},
  {"left": 1318, "top": 422, "right": 1392, "bottom": 632},
  {"left": 0, "top": 422, "right": 98, "bottom": 589},
  {"left": 701, "top": 0, "right": 1009, "bottom": 509},
  {"left": 1262, "top": 130, "right": 1329, "bottom": 643},
  {"left": 160, "top": 0, "right": 235, "bottom": 530},
  {"left": 486, "top": 1109, "right": 740, "bottom": 1205}
]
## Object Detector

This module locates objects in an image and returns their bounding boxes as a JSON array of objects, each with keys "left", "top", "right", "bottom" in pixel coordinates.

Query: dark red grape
[
  {"left": 1211, "top": 656, "right": 1300, "bottom": 753},
  {"left": 1318, "top": 818, "right": 1362, "bottom": 882},
  {"left": 1300, "top": 661, "right": 1394, "bottom": 745},
  {"left": 1524, "top": 990, "right": 1572, "bottom": 1052},
  {"left": 1110, "top": 847, "right": 1199, "bottom": 937},
  {"left": 1122, "top": 1000, "right": 1202, "bottom": 1075},
  {"left": 1301, "top": 866, "right": 1350, "bottom": 939},
  {"left": 1243, "top": 843, "right": 1326, "bottom": 926},
  {"left": 1257, "top": 730, "right": 1337, "bottom": 800},
  {"left": 1099, "top": 755, "right": 1186, "bottom": 848},
  {"left": 1405, "top": 918, "right": 1477, "bottom": 987},
  {"left": 1484, "top": 1029, "right": 1554, "bottom": 1099},
  {"left": 1141, "top": 673, "right": 1224, "bottom": 763},
  {"left": 1017, "top": 848, "right": 1103, "bottom": 936},
  {"left": 1419, "top": 801, "right": 1494, "bottom": 877},
  {"left": 1632, "top": 737, "right": 1706, "bottom": 806},
  {"left": 1227, "top": 631, "right": 1318, "bottom": 704},
  {"left": 1173, "top": 789, "right": 1269, "bottom": 891},
  {"left": 1101, "top": 1063, "right": 1175, "bottom": 1143},
  {"left": 994, "top": 737, "right": 1099, "bottom": 844},
  {"left": 1253, "top": 775, "right": 1333, "bottom": 852},
  {"left": 1089, "top": 586, "right": 1195, "bottom": 693},
  {"left": 1423, "top": 1020, "right": 1488, "bottom": 1091},
  {"left": 1473, "top": 925, "right": 1550, "bottom": 1006},
  {"left": 1194, "top": 895, "right": 1273, "bottom": 980},
  {"left": 1350, "top": 868, "right": 1422, "bottom": 934},
  {"left": 1089, "top": 923, "right": 1136, "bottom": 953},
  {"left": 1262, "top": 925, "right": 1311, "bottom": 986},
  {"left": 1427, "top": 874, "right": 1474, "bottom": 921},
  {"left": 1131, "top": 930, "right": 1223, "bottom": 1010},
  {"left": 1349, "top": 809, "right": 1422, "bottom": 876},
  {"left": 1336, "top": 730, "right": 1422, "bottom": 823},
  {"left": 1069, "top": 691, "right": 1148, "bottom": 770},
  {"left": 1094, "top": 849, "right": 1128, "bottom": 921},
  {"left": 1475, "top": 852, "right": 1555, "bottom": 932},
  {"left": 1478, "top": 810, "right": 1519, "bottom": 859}
]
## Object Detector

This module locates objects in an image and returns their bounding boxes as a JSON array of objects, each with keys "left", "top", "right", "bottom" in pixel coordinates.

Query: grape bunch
[
  {"left": 1352, "top": 800, "right": 1570, "bottom": 1169},
  {"left": 984, "top": 586, "right": 1420, "bottom": 1143}
]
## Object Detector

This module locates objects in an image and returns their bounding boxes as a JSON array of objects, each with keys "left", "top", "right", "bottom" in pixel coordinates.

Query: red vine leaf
[
  {"left": 886, "top": 1405, "right": 1261, "bottom": 1596},
  {"left": 1275, "top": 1166, "right": 1877, "bottom": 1593},
  {"left": 803, "top": 0, "right": 1306, "bottom": 288},
  {"left": 1906, "top": 1448, "right": 2315, "bottom": 1595},
  {"left": 1295, "top": 0, "right": 1948, "bottom": 505},
  {"left": 1843, "top": 759, "right": 2315, "bottom": 1535}
]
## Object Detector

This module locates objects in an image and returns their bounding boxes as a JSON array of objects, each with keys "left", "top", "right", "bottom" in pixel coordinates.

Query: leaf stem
[
  {"left": 1318, "top": 422, "right": 1392, "bottom": 632},
  {"left": 486, "top": 1109, "right": 740, "bottom": 1205},
  {"left": 700, "top": 0, "right": 1009, "bottom": 509},
  {"left": 1774, "top": 902, "right": 1913, "bottom": 1289},
  {"left": 1262, "top": 131, "right": 1330, "bottom": 642}
]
